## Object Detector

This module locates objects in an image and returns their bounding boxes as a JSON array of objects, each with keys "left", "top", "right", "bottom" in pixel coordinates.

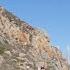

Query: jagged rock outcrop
[{"left": 0, "top": 6, "right": 69, "bottom": 70}]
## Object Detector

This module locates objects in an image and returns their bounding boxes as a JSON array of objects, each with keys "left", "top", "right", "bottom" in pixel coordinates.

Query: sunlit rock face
[{"left": 0, "top": 6, "right": 69, "bottom": 70}]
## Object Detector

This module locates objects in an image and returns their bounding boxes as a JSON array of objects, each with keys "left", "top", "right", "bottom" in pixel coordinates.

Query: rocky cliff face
[{"left": 0, "top": 6, "right": 69, "bottom": 70}]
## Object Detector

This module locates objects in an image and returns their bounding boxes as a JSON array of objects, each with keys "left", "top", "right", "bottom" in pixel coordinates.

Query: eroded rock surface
[{"left": 0, "top": 6, "right": 69, "bottom": 70}]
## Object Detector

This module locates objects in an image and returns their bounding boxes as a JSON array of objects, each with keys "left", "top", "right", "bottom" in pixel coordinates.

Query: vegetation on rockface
[{"left": 0, "top": 42, "right": 5, "bottom": 54}]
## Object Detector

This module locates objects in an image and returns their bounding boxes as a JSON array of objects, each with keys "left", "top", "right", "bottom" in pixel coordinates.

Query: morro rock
[{"left": 0, "top": 6, "right": 69, "bottom": 70}]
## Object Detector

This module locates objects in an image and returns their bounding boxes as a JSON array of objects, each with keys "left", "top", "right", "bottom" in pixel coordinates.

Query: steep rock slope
[{"left": 0, "top": 6, "right": 69, "bottom": 70}]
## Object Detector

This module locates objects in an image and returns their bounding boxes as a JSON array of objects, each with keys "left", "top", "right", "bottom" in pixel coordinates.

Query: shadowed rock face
[{"left": 0, "top": 6, "right": 69, "bottom": 70}]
